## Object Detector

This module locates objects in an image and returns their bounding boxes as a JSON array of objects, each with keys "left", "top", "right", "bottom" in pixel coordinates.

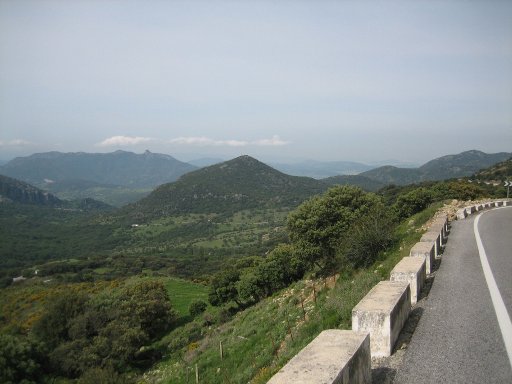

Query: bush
[
  {"left": 237, "top": 244, "right": 306, "bottom": 304},
  {"left": 208, "top": 269, "right": 241, "bottom": 306},
  {"left": 339, "top": 207, "right": 397, "bottom": 268},
  {"left": 394, "top": 187, "right": 432, "bottom": 219},
  {"left": 287, "top": 185, "right": 383, "bottom": 269},
  {"left": 0, "top": 334, "right": 45, "bottom": 384},
  {"left": 77, "top": 366, "right": 127, "bottom": 384},
  {"left": 32, "top": 279, "right": 176, "bottom": 378},
  {"left": 188, "top": 300, "right": 208, "bottom": 317}
]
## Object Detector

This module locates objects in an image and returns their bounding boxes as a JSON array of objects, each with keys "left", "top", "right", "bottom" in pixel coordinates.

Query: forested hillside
[
  {"left": 0, "top": 174, "right": 61, "bottom": 206},
  {"left": 124, "top": 155, "right": 328, "bottom": 220}
]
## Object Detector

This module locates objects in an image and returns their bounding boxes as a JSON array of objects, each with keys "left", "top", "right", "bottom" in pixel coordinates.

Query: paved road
[{"left": 394, "top": 207, "right": 512, "bottom": 383}]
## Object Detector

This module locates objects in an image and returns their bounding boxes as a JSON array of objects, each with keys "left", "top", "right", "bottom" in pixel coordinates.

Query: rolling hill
[
  {"left": 359, "top": 150, "right": 512, "bottom": 185},
  {"left": 418, "top": 150, "right": 512, "bottom": 179},
  {"left": 472, "top": 157, "right": 512, "bottom": 180},
  {"left": 124, "top": 155, "right": 329, "bottom": 219}
]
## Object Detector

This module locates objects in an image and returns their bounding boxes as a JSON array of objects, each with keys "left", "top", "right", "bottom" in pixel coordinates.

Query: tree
[
  {"left": 33, "top": 291, "right": 89, "bottom": 349},
  {"left": 32, "top": 279, "right": 176, "bottom": 378},
  {"left": 238, "top": 244, "right": 306, "bottom": 304},
  {"left": 237, "top": 273, "right": 265, "bottom": 304},
  {"left": 0, "top": 334, "right": 45, "bottom": 384},
  {"left": 208, "top": 269, "right": 241, "bottom": 306},
  {"left": 120, "top": 280, "right": 175, "bottom": 338},
  {"left": 287, "top": 185, "right": 383, "bottom": 270},
  {"left": 393, "top": 187, "right": 432, "bottom": 219},
  {"left": 339, "top": 206, "right": 396, "bottom": 268}
]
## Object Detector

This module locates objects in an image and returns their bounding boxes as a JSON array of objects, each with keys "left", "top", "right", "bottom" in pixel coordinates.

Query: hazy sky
[{"left": 1, "top": 0, "right": 511, "bottom": 164}]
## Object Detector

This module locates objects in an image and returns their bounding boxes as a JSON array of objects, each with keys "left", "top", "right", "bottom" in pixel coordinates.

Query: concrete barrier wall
[
  {"left": 456, "top": 200, "right": 511, "bottom": 220},
  {"left": 267, "top": 330, "right": 371, "bottom": 384}
]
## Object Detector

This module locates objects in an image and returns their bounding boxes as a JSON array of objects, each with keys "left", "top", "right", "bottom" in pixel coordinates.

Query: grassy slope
[{"left": 140, "top": 203, "right": 442, "bottom": 384}]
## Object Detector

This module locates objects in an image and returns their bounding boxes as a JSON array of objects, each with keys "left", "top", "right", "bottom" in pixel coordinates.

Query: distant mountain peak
[{"left": 125, "top": 155, "right": 327, "bottom": 218}]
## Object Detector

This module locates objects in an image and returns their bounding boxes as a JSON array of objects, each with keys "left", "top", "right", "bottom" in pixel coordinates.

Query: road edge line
[{"left": 474, "top": 209, "right": 512, "bottom": 369}]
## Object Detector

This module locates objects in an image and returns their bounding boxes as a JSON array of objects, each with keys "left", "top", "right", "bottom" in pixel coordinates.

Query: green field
[{"left": 165, "top": 277, "right": 209, "bottom": 316}]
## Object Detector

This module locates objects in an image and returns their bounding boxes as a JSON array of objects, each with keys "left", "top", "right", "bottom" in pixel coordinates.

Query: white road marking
[{"left": 474, "top": 209, "right": 512, "bottom": 369}]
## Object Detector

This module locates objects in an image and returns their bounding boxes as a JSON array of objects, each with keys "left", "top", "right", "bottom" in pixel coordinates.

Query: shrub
[
  {"left": 287, "top": 185, "right": 383, "bottom": 270},
  {"left": 0, "top": 334, "right": 45, "bottom": 384},
  {"left": 188, "top": 300, "right": 208, "bottom": 317},
  {"left": 394, "top": 187, "right": 432, "bottom": 219},
  {"left": 339, "top": 207, "right": 397, "bottom": 268}
]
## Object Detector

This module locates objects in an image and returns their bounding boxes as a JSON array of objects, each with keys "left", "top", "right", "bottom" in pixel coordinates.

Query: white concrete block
[
  {"left": 410, "top": 241, "right": 435, "bottom": 274},
  {"left": 352, "top": 281, "right": 411, "bottom": 358},
  {"left": 390, "top": 256, "right": 426, "bottom": 305},
  {"left": 267, "top": 330, "right": 371, "bottom": 384},
  {"left": 420, "top": 231, "right": 441, "bottom": 258}
]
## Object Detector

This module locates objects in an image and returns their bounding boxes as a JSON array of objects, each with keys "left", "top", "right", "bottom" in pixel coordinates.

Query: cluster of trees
[
  {"left": 208, "top": 244, "right": 307, "bottom": 307},
  {"left": 207, "top": 186, "right": 397, "bottom": 309},
  {"left": 385, "top": 180, "right": 488, "bottom": 220},
  {"left": 0, "top": 280, "right": 176, "bottom": 383}
]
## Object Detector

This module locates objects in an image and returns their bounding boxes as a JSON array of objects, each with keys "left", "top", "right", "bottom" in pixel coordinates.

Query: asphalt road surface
[{"left": 394, "top": 206, "right": 512, "bottom": 384}]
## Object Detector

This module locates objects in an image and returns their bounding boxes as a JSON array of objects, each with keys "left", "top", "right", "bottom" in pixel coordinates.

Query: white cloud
[
  {"left": 96, "top": 136, "right": 153, "bottom": 147},
  {"left": 0, "top": 139, "right": 32, "bottom": 146},
  {"left": 169, "top": 136, "right": 248, "bottom": 147},
  {"left": 253, "top": 135, "right": 289, "bottom": 146},
  {"left": 168, "top": 136, "right": 289, "bottom": 147}
]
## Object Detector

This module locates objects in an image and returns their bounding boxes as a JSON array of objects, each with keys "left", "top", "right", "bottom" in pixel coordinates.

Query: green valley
[{"left": 0, "top": 152, "right": 510, "bottom": 384}]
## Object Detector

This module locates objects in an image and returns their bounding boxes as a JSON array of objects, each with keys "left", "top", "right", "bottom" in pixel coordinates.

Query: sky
[{"left": 1, "top": 0, "right": 511, "bottom": 165}]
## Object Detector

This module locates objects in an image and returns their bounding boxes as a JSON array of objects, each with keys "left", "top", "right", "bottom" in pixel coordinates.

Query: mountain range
[
  {"left": 1, "top": 149, "right": 509, "bottom": 208},
  {"left": 358, "top": 150, "right": 511, "bottom": 185},
  {"left": 0, "top": 150, "right": 197, "bottom": 188},
  {"left": 0, "top": 150, "right": 197, "bottom": 206}
]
